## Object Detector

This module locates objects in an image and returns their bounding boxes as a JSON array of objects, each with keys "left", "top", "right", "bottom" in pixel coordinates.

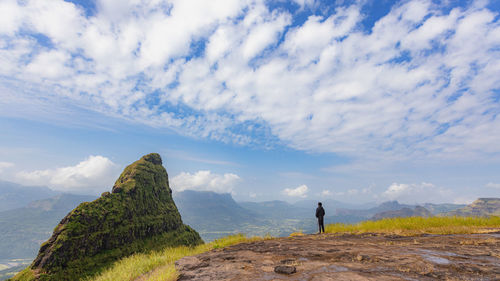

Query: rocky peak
[
  {"left": 142, "top": 152, "right": 162, "bottom": 164},
  {"left": 17, "top": 153, "right": 202, "bottom": 281},
  {"left": 112, "top": 153, "right": 168, "bottom": 194}
]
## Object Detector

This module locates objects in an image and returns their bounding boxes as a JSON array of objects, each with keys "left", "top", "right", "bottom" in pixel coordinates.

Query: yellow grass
[
  {"left": 325, "top": 216, "right": 500, "bottom": 235},
  {"left": 88, "top": 234, "right": 268, "bottom": 281},
  {"left": 90, "top": 216, "right": 500, "bottom": 281},
  {"left": 289, "top": 231, "right": 305, "bottom": 237}
]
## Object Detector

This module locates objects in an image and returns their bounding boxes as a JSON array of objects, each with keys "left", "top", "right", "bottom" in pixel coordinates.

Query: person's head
[{"left": 318, "top": 202, "right": 322, "bottom": 206}]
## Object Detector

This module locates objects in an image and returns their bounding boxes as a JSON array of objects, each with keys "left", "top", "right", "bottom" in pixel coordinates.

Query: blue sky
[{"left": 1, "top": 0, "right": 499, "bottom": 204}]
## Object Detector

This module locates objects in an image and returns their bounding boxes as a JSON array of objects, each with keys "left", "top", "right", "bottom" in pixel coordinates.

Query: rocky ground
[{"left": 176, "top": 232, "right": 500, "bottom": 280}]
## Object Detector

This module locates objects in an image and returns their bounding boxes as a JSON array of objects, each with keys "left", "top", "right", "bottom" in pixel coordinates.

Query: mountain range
[
  {"left": 372, "top": 206, "right": 432, "bottom": 220},
  {"left": 445, "top": 198, "right": 500, "bottom": 216},
  {"left": 0, "top": 179, "right": 497, "bottom": 280},
  {"left": 0, "top": 181, "right": 59, "bottom": 212},
  {"left": 0, "top": 193, "right": 96, "bottom": 261}
]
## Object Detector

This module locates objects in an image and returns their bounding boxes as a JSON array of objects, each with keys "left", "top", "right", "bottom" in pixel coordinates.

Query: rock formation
[
  {"left": 13, "top": 153, "right": 202, "bottom": 280},
  {"left": 445, "top": 198, "right": 500, "bottom": 217}
]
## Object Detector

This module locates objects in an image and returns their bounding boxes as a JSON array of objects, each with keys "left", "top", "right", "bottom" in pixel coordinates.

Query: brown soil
[{"left": 175, "top": 232, "right": 500, "bottom": 280}]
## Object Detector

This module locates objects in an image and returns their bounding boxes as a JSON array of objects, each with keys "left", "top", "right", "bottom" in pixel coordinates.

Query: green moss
[{"left": 11, "top": 153, "right": 202, "bottom": 281}]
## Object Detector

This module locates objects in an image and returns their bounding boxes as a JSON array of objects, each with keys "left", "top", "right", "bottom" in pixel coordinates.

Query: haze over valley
[{"left": 2, "top": 179, "right": 498, "bottom": 279}]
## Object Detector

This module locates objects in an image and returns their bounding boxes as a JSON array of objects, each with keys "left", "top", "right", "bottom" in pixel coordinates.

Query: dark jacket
[{"left": 315, "top": 206, "right": 325, "bottom": 218}]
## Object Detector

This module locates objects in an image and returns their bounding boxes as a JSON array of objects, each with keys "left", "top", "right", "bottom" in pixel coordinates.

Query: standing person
[{"left": 316, "top": 202, "right": 325, "bottom": 234}]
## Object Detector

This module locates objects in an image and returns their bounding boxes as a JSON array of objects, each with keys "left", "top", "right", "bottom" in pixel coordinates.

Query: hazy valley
[{"left": 2, "top": 178, "right": 498, "bottom": 280}]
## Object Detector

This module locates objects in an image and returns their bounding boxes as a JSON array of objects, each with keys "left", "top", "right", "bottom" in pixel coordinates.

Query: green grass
[
  {"left": 88, "top": 234, "right": 269, "bottom": 281},
  {"left": 6, "top": 267, "right": 35, "bottom": 281},
  {"left": 325, "top": 216, "right": 500, "bottom": 235}
]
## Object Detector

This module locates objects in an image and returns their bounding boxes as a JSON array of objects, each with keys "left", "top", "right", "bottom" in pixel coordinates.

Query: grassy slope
[
  {"left": 0, "top": 194, "right": 96, "bottom": 261},
  {"left": 88, "top": 234, "right": 269, "bottom": 281},
  {"left": 325, "top": 216, "right": 500, "bottom": 235},
  {"left": 89, "top": 216, "right": 499, "bottom": 281}
]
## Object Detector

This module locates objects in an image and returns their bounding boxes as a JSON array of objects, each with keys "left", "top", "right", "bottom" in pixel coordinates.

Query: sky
[{"left": 1, "top": 0, "right": 500, "bottom": 204}]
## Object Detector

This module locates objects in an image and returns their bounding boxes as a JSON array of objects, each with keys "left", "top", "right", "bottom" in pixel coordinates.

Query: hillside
[
  {"left": 11, "top": 153, "right": 202, "bottom": 281},
  {"left": 174, "top": 190, "right": 259, "bottom": 240},
  {"left": 335, "top": 201, "right": 414, "bottom": 219},
  {"left": 336, "top": 200, "right": 466, "bottom": 219},
  {"left": 239, "top": 200, "right": 310, "bottom": 220},
  {"left": 372, "top": 206, "right": 432, "bottom": 220},
  {"left": 446, "top": 198, "right": 500, "bottom": 217},
  {"left": 0, "top": 194, "right": 96, "bottom": 261},
  {"left": 175, "top": 192, "right": 312, "bottom": 241},
  {"left": 0, "top": 181, "right": 59, "bottom": 212},
  {"left": 422, "top": 203, "right": 466, "bottom": 214}
]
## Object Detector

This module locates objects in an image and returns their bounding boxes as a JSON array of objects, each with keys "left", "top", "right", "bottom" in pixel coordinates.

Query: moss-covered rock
[{"left": 11, "top": 153, "right": 202, "bottom": 281}]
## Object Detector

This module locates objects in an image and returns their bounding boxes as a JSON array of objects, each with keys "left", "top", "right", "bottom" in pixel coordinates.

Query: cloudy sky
[{"left": 1, "top": 0, "right": 499, "bottom": 204}]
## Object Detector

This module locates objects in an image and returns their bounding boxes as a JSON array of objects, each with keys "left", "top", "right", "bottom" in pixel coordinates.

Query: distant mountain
[
  {"left": 0, "top": 181, "right": 59, "bottom": 212},
  {"left": 445, "top": 198, "right": 500, "bottom": 217},
  {"left": 292, "top": 199, "right": 371, "bottom": 212},
  {"left": 422, "top": 203, "right": 466, "bottom": 215},
  {"left": 372, "top": 206, "right": 432, "bottom": 220},
  {"left": 174, "top": 190, "right": 259, "bottom": 239},
  {"left": 0, "top": 193, "right": 96, "bottom": 260},
  {"left": 239, "top": 199, "right": 374, "bottom": 234},
  {"left": 336, "top": 201, "right": 414, "bottom": 219},
  {"left": 238, "top": 199, "right": 367, "bottom": 222},
  {"left": 176, "top": 192, "right": 323, "bottom": 241},
  {"left": 239, "top": 200, "right": 309, "bottom": 219}
]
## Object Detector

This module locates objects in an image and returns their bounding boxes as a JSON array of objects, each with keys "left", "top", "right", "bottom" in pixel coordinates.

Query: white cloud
[
  {"left": 292, "top": 0, "right": 315, "bottom": 8},
  {"left": 321, "top": 189, "right": 332, "bottom": 197},
  {"left": 383, "top": 183, "right": 411, "bottom": 199},
  {"left": 283, "top": 184, "right": 308, "bottom": 198},
  {"left": 453, "top": 197, "right": 475, "bottom": 205},
  {"left": 1, "top": 0, "right": 500, "bottom": 164},
  {"left": 486, "top": 182, "right": 500, "bottom": 189},
  {"left": 170, "top": 170, "right": 241, "bottom": 193},
  {"left": 26, "top": 50, "right": 71, "bottom": 79},
  {"left": 0, "top": 0, "right": 23, "bottom": 35},
  {"left": 382, "top": 182, "right": 453, "bottom": 204},
  {"left": 0, "top": 161, "right": 14, "bottom": 172},
  {"left": 241, "top": 13, "right": 290, "bottom": 60},
  {"left": 15, "top": 155, "right": 118, "bottom": 195}
]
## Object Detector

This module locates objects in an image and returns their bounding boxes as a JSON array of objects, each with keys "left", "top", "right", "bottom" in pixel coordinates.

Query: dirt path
[{"left": 175, "top": 232, "right": 500, "bottom": 280}]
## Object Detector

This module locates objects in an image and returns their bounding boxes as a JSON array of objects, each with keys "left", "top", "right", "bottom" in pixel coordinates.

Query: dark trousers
[{"left": 318, "top": 217, "right": 325, "bottom": 233}]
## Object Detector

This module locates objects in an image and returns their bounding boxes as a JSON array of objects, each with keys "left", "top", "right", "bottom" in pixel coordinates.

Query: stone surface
[
  {"left": 274, "top": 265, "right": 296, "bottom": 274},
  {"left": 176, "top": 232, "right": 500, "bottom": 280}
]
